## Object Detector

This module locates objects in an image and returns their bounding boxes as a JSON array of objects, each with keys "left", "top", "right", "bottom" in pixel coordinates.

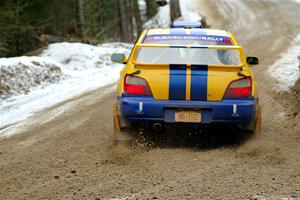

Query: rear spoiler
[{"left": 131, "top": 44, "right": 247, "bottom": 68}]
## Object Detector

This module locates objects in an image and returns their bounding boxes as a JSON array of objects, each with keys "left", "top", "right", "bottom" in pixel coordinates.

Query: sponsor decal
[{"left": 144, "top": 35, "right": 232, "bottom": 44}]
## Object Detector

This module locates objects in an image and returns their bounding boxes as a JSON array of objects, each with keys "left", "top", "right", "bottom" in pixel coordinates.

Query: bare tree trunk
[
  {"left": 118, "top": 0, "right": 130, "bottom": 42},
  {"left": 128, "top": 0, "right": 134, "bottom": 41},
  {"left": 76, "top": 0, "right": 85, "bottom": 37},
  {"left": 133, "top": 0, "right": 143, "bottom": 35},
  {"left": 146, "top": 0, "right": 158, "bottom": 19},
  {"left": 170, "top": 0, "right": 181, "bottom": 22}
]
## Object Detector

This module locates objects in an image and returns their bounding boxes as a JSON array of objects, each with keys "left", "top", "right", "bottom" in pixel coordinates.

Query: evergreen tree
[{"left": 0, "top": 0, "right": 147, "bottom": 56}]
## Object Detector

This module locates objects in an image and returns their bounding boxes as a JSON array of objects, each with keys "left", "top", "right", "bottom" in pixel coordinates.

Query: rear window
[
  {"left": 135, "top": 47, "right": 241, "bottom": 66},
  {"left": 143, "top": 35, "right": 233, "bottom": 45}
]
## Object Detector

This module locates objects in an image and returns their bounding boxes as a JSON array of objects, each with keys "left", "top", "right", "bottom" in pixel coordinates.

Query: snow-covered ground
[
  {"left": 268, "top": 34, "right": 300, "bottom": 91},
  {"left": 0, "top": 56, "right": 63, "bottom": 99},
  {"left": 0, "top": 0, "right": 202, "bottom": 137},
  {"left": 0, "top": 43, "right": 132, "bottom": 137}
]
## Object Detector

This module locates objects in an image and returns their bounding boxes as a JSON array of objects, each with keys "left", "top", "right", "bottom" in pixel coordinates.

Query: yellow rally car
[{"left": 112, "top": 22, "right": 261, "bottom": 140}]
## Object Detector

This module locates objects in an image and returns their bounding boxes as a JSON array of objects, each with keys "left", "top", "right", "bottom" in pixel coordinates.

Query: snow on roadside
[
  {"left": 0, "top": 57, "right": 63, "bottom": 99},
  {"left": 41, "top": 42, "right": 123, "bottom": 71},
  {"left": 268, "top": 34, "right": 300, "bottom": 91},
  {"left": 0, "top": 42, "right": 132, "bottom": 137}
]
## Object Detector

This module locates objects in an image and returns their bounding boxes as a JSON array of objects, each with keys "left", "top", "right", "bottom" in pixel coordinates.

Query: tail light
[
  {"left": 124, "top": 75, "right": 152, "bottom": 96},
  {"left": 224, "top": 77, "right": 252, "bottom": 98}
]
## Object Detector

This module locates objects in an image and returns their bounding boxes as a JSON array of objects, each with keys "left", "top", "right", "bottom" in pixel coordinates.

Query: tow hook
[
  {"left": 136, "top": 102, "right": 144, "bottom": 115},
  {"left": 232, "top": 104, "right": 240, "bottom": 117}
]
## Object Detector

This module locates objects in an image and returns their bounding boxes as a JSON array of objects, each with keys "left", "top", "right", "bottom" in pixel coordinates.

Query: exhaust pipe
[{"left": 153, "top": 123, "right": 162, "bottom": 132}]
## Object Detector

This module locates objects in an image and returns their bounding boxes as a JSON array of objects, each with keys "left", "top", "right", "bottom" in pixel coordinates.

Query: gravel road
[{"left": 1, "top": 0, "right": 300, "bottom": 199}]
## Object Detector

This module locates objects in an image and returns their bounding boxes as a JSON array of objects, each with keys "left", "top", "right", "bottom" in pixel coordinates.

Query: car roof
[{"left": 146, "top": 28, "right": 231, "bottom": 37}]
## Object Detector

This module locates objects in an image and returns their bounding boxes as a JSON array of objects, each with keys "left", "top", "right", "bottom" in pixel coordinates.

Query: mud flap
[
  {"left": 255, "top": 106, "right": 262, "bottom": 135},
  {"left": 113, "top": 103, "right": 130, "bottom": 143}
]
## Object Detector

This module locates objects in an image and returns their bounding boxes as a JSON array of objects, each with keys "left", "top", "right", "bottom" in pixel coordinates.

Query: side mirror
[
  {"left": 111, "top": 53, "right": 127, "bottom": 64},
  {"left": 246, "top": 56, "right": 259, "bottom": 65}
]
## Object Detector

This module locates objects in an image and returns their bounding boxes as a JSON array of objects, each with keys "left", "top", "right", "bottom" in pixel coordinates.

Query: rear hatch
[
  {"left": 135, "top": 65, "right": 240, "bottom": 101},
  {"left": 132, "top": 44, "right": 244, "bottom": 102}
]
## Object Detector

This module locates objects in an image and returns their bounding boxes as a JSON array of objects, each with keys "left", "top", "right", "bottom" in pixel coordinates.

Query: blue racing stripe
[
  {"left": 190, "top": 65, "right": 208, "bottom": 101},
  {"left": 169, "top": 64, "right": 186, "bottom": 100}
]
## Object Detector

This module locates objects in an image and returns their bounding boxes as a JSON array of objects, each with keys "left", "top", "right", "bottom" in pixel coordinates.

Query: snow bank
[
  {"left": 268, "top": 34, "right": 300, "bottom": 91},
  {"left": 0, "top": 42, "right": 132, "bottom": 137},
  {"left": 41, "top": 42, "right": 131, "bottom": 71},
  {"left": 0, "top": 57, "right": 63, "bottom": 99}
]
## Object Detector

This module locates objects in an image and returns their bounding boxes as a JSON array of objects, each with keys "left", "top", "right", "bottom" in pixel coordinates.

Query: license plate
[{"left": 175, "top": 111, "right": 201, "bottom": 123}]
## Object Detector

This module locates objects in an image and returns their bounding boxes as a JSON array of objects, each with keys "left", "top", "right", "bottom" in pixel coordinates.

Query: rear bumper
[{"left": 117, "top": 96, "right": 258, "bottom": 125}]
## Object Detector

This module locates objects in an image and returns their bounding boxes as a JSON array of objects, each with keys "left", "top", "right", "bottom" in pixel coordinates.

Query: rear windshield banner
[{"left": 144, "top": 35, "right": 232, "bottom": 44}]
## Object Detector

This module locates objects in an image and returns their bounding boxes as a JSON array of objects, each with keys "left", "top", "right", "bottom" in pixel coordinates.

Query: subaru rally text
[{"left": 111, "top": 22, "right": 261, "bottom": 140}]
